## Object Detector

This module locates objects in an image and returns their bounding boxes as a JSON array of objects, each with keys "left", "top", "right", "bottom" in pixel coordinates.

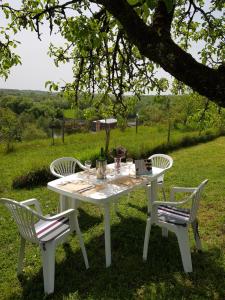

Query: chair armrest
[
  {"left": 45, "top": 209, "right": 77, "bottom": 231},
  {"left": 45, "top": 209, "right": 76, "bottom": 221},
  {"left": 77, "top": 161, "right": 87, "bottom": 171},
  {"left": 170, "top": 186, "right": 196, "bottom": 201},
  {"left": 20, "top": 198, "right": 42, "bottom": 215},
  {"left": 49, "top": 167, "right": 64, "bottom": 178},
  {"left": 153, "top": 196, "right": 191, "bottom": 208}
]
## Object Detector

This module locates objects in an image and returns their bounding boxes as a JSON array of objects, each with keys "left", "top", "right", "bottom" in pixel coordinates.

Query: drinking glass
[
  {"left": 126, "top": 158, "right": 133, "bottom": 175},
  {"left": 85, "top": 160, "right": 92, "bottom": 178}
]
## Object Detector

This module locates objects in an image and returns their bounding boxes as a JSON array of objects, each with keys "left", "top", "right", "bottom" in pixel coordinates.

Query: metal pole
[
  {"left": 62, "top": 115, "right": 65, "bottom": 144},
  {"left": 136, "top": 113, "right": 139, "bottom": 134}
]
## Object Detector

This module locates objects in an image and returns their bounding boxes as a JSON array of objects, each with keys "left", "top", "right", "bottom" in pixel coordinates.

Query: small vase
[{"left": 114, "top": 157, "right": 121, "bottom": 174}]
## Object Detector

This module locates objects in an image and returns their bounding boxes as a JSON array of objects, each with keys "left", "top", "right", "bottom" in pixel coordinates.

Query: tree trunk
[{"left": 105, "top": 124, "right": 111, "bottom": 157}]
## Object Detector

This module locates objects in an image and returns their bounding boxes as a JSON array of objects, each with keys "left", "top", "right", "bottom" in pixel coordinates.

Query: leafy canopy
[{"left": 0, "top": 0, "right": 224, "bottom": 107}]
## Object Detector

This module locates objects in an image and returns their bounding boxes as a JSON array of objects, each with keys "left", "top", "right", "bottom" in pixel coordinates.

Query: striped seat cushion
[
  {"left": 158, "top": 205, "right": 190, "bottom": 226},
  {"left": 35, "top": 217, "right": 69, "bottom": 242}
]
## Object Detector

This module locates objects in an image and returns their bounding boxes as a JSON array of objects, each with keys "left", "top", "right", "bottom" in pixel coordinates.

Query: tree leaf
[
  {"left": 146, "top": 0, "right": 158, "bottom": 10},
  {"left": 127, "top": 0, "right": 139, "bottom": 5},
  {"left": 163, "top": 0, "right": 174, "bottom": 12}
]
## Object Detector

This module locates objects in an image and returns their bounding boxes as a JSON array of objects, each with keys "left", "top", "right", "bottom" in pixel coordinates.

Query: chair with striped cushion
[
  {"left": 50, "top": 157, "right": 87, "bottom": 211},
  {"left": 0, "top": 197, "right": 89, "bottom": 295},
  {"left": 143, "top": 179, "right": 208, "bottom": 273}
]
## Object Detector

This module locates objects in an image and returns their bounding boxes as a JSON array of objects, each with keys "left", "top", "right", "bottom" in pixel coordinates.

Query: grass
[{"left": 0, "top": 127, "right": 224, "bottom": 299}]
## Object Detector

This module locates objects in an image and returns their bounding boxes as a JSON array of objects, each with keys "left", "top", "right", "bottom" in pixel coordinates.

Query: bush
[
  {"left": 22, "top": 123, "right": 47, "bottom": 141},
  {"left": 12, "top": 166, "right": 55, "bottom": 189}
]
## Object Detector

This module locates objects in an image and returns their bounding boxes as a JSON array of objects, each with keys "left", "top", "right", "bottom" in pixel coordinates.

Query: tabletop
[{"left": 48, "top": 163, "right": 165, "bottom": 204}]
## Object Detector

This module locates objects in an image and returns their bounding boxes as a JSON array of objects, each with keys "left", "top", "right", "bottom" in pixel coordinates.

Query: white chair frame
[
  {"left": 146, "top": 154, "right": 173, "bottom": 213},
  {"left": 143, "top": 179, "right": 208, "bottom": 273},
  {"left": 0, "top": 197, "right": 89, "bottom": 294},
  {"left": 50, "top": 157, "right": 87, "bottom": 211},
  {"left": 50, "top": 157, "right": 86, "bottom": 178}
]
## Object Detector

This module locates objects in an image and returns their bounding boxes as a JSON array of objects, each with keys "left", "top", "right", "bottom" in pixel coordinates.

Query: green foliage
[
  {"left": 22, "top": 123, "right": 47, "bottom": 141},
  {"left": 0, "top": 107, "right": 22, "bottom": 152},
  {"left": 0, "top": 31, "right": 21, "bottom": 79},
  {"left": 0, "top": 89, "right": 70, "bottom": 138},
  {"left": 0, "top": 0, "right": 224, "bottom": 106},
  {"left": 138, "top": 94, "right": 225, "bottom": 135}
]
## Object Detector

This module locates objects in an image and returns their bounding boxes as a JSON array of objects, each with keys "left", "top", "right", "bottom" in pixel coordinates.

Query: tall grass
[{"left": 0, "top": 125, "right": 219, "bottom": 190}]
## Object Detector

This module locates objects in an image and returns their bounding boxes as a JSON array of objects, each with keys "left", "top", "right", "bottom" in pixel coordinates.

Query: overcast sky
[{"left": 0, "top": 25, "right": 75, "bottom": 91}]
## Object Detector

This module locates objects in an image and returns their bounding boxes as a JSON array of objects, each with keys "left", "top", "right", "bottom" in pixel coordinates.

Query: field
[{"left": 0, "top": 126, "right": 224, "bottom": 299}]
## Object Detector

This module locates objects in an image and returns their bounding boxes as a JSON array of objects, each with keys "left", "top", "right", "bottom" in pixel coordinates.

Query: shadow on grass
[
  {"left": 78, "top": 207, "right": 103, "bottom": 231},
  {"left": 7, "top": 216, "right": 225, "bottom": 300}
]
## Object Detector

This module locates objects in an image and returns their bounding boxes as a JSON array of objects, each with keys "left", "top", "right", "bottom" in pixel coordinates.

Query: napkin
[{"left": 57, "top": 181, "right": 95, "bottom": 193}]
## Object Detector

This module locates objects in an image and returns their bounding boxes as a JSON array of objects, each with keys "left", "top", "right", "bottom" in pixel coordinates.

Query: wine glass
[
  {"left": 85, "top": 160, "right": 92, "bottom": 178},
  {"left": 126, "top": 158, "right": 133, "bottom": 176}
]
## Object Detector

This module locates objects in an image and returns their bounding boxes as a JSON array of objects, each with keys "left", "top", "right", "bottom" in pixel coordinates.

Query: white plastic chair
[
  {"left": 50, "top": 157, "right": 86, "bottom": 178},
  {"left": 50, "top": 157, "right": 86, "bottom": 211},
  {"left": 146, "top": 154, "right": 173, "bottom": 213},
  {"left": 143, "top": 179, "right": 208, "bottom": 273},
  {"left": 0, "top": 197, "right": 89, "bottom": 295}
]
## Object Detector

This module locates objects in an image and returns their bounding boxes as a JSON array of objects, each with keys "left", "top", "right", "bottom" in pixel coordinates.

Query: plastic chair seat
[
  {"left": 158, "top": 205, "right": 190, "bottom": 227},
  {"left": 35, "top": 217, "right": 69, "bottom": 242}
]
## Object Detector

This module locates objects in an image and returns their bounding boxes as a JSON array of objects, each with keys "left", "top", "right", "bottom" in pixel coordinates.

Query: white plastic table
[{"left": 47, "top": 163, "right": 165, "bottom": 267}]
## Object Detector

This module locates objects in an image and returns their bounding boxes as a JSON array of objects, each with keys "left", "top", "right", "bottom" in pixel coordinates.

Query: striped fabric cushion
[
  {"left": 158, "top": 205, "right": 190, "bottom": 226},
  {"left": 35, "top": 217, "right": 69, "bottom": 242}
]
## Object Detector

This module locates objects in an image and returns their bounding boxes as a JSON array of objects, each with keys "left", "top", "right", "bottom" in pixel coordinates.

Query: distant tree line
[
  {"left": 0, "top": 90, "right": 70, "bottom": 151},
  {"left": 0, "top": 89, "right": 225, "bottom": 153}
]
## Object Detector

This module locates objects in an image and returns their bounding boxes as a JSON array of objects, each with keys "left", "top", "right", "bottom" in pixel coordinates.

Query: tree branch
[{"left": 93, "top": 0, "right": 225, "bottom": 106}]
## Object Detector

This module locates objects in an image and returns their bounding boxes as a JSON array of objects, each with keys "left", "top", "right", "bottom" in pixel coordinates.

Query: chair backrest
[
  {"left": 189, "top": 179, "right": 208, "bottom": 223},
  {"left": 149, "top": 154, "right": 173, "bottom": 182},
  {"left": 50, "top": 157, "right": 86, "bottom": 178},
  {"left": 0, "top": 198, "right": 40, "bottom": 243},
  {"left": 149, "top": 154, "right": 173, "bottom": 170}
]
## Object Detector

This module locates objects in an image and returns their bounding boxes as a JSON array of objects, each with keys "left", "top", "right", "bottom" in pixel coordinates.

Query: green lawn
[{"left": 0, "top": 128, "right": 224, "bottom": 299}]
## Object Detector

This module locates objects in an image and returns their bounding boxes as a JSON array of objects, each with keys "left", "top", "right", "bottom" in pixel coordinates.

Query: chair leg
[
  {"left": 40, "top": 241, "right": 56, "bottom": 295},
  {"left": 17, "top": 237, "right": 26, "bottom": 275},
  {"left": 74, "top": 215, "right": 89, "bottom": 269},
  {"left": 143, "top": 217, "right": 152, "bottom": 261},
  {"left": 192, "top": 219, "right": 202, "bottom": 251},
  {"left": 162, "top": 227, "right": 168, "bottom": 238},
  {"left": 176, "top": 227, "right": 193, "bottom": 273}
]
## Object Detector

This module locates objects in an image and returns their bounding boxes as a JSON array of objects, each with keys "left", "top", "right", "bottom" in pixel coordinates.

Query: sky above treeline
[
  {"left": 0, "top": 1, "right": 172, "bottom": 92},
  {"left": 0, "top": 0, "right": 214, "bottom": 92},
  {"left": 0, "top": 25, "right": 74, "bottom": 91}
]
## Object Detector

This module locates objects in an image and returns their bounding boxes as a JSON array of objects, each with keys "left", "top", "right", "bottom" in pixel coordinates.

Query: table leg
[
  {"left": 150, "top": 179, "right": 158, "bottom": 222},
  {"left": 60, "top": 195, "right": 68, "bottom": 211},
  {"left": 151, "top": 179, "right": 158, "bottom": 201},
  {"left": 103, "top": 203, "right": 111, "bottom": 267},
  {"left": 70, "top": 198, "right": 80, "bottom": 210}
]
